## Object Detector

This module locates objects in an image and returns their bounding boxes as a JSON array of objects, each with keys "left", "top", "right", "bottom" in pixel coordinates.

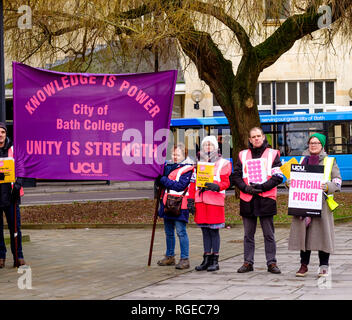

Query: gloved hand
[
  {"left": 204, "top": 182, "right": 220, "bottom": 192},
  {"left": 11, "top": 182, "right": 21, "bottom": 203},
  {"left": 155, "top": 175, "right": 163, "bottom": 187},
  {"left": 187, "top": 199, "right": 195, "bottom": 215},
  {"left": 199, "top": 187, "right": 207, "bottom": 195},
  {"left": 285, "top": 179, "right": 291, "bottom": 189},
  {"left": 0, "top": 173, "right": 4, "bottom": 180},
  {"left": 321, "top": 182, "right": 328, "bottom": 192},
  {"left": 249, "top": 183, "right": 264, "bottom": 191},
  {"left": 244, "top": 185, "right": 262, "bottom": 195}
]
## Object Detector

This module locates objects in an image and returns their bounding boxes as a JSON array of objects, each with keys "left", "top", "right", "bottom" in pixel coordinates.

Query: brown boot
[
  {"left": 296, "top": 264, "right": 308, "bottom": 277},
  {"left": 175, "top": 258, "right": 190, "bottom": 270},
  {"left": 0, "top": 259, "right": 5, "bottom": 268},
  {"left": 157, "top": 255, "right": 175, "bottom": 266}
]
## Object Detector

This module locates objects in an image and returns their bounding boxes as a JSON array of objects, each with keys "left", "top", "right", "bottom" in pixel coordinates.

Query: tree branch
[
  {"left": 255, "top": 0, "right": 352, "bottom": 71},
  {"left": 191, "top": 1, "right": 252, "bottom": 55}
]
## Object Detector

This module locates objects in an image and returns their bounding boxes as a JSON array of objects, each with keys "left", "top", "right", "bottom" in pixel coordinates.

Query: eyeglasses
[{"left": 309, "top": 142, "right": 321, "bottom": 145}]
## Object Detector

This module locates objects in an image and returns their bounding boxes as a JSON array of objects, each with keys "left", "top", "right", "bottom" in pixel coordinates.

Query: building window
[
  {"left": 300, "top": 82, "right": 309, "bottom": 104},
  {"left": 213, "top": 94, "right": 219, "bottom": 106},
  {"left": 261, "top": 82, "right": 272, "bottom": 105},
  {"left": 256, "top": 80, "right": 335, "bottom": 110},
  {"left": 314, "top": 82, "right": 323, "bottom": 104},
  {"left": 325, "top": 81, "right": 335, "bottom": 104},
  {"left": 172, "top": 95, "right": 184, "bottom": 118},
  {"left": 314, "top": 81, "right": 335, "bottom": 105},
  {"left": 276, "top": 82, "right": 286, "bottom": 105},
  {"left": 288, "top": 82, "right": 297, "bottom": 104}
]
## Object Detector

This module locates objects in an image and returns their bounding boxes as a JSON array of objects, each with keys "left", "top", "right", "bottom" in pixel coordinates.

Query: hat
[
  {"left": 201, "top": 135, "right": 219, "bottom": 150},
  {"left": 0, "top": 122, "right": 7, "bottom": 132},
  {"left": 309, "top": 133, "right": 326, "bottom": 148}
]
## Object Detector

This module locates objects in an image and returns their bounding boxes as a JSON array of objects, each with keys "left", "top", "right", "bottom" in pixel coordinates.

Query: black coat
[{"left": 232, "top": 140, "right": 283, "bottom": 217}]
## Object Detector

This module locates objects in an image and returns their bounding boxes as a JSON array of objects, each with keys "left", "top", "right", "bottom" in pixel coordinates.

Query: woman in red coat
[{"left": 193, "top": 135, "right": 232, "bottom": 272}]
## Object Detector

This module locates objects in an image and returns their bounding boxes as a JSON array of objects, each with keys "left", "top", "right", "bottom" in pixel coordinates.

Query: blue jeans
[
  {"left": 163, "top": 219, "right": 189, "bottom": 259},
  {"left": 0, "top": 204, "right": 24, "bottom": 260}
]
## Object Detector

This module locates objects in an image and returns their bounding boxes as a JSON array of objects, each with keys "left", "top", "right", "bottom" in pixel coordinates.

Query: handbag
[{"left": 164, "top": 188, "right": 188, "bottom": 216}]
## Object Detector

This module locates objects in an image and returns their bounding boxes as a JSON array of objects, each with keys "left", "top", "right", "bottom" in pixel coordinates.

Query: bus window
[
  {"left": 285, "top": 122, "right": 324, "bottom": 155},
  {"left": 220, "top": 130, "right": 232, "bottom": 158},
  {"left": 210, "top": 127, "right": 232, "bottom": 158},
  {"left": 185, "top": 128, "right": 200, "bottom": 161},
  {"left": 328, "top": 122, "right": 350, "bottom": 154}
]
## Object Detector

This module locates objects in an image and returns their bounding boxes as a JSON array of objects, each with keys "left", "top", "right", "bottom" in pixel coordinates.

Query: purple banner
[{"left": 13, "top": 62, "right": 177, "bottom": 180}]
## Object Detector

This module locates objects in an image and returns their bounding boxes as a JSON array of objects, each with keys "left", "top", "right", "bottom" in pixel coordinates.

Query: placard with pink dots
[{"left": 245, "top": 158, "right": 268, "bottom": 184}]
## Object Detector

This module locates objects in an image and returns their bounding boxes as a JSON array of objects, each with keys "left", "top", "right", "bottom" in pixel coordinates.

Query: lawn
[{"left": 20, "top": 192, "right": 352, "bottom": 226}]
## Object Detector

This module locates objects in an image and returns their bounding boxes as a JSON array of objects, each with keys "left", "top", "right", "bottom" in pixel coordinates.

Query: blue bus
[{"left": 170, "top": 111, "right": 352, "bottom": 182}]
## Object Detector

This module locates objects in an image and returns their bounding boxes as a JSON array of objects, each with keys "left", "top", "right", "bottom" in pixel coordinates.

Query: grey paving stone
[{"left": 1, "top": 222, "right": 352, "bottom": 300}]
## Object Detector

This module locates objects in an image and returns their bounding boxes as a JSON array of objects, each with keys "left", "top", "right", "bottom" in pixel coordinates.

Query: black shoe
[
  {"left": 237, "top": 262, "right": 254, "bottom": 273},
  {"left": 13, "top": 258, "right": 26, "bottom": 268},
  {"left": 267, "top": 263, "right": 281, "bottom": 274},
  {"left": 195, "top": 254, "right": 212, "bottom": 271},
  {"left": 207, "top": 254, "right": 219, "bottom": 272}
]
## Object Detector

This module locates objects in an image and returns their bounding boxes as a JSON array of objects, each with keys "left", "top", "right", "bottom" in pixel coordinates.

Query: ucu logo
[
  {"left": 292, "top": 165, "right": 305, "bottom": 172},
  {"left": 70, "top": 162, "right": 103, "bottom": 174}
]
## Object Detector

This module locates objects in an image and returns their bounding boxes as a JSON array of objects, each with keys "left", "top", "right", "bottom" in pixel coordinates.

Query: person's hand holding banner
[
  {"left": 321, "top": 182, "right": 328, "bottom": 192},
  {"left": 11, "top": 182, "right": 21, "bottom": 203}
]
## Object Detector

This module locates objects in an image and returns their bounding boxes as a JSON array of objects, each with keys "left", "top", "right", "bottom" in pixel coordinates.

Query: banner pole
[
  {"left": 13, "top": 199, "right": 18, "bottom": 267},
  {"left": 147, "top": 186, "right": 162, "bottom": 266}
]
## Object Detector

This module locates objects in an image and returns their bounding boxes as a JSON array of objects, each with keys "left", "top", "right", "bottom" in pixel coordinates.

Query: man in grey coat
[{"left": 287, "top": 133, "right": 342, "bottom": 278}]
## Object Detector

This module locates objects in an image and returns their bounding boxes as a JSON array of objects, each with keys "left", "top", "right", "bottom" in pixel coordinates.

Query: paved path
[{"left": 1, "top": 223, "right": 352, "bottom": 300}]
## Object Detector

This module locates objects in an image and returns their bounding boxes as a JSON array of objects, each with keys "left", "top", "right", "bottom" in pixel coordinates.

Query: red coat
[{"left": 191, "top": 159, "right": 232, "bottom": 224}]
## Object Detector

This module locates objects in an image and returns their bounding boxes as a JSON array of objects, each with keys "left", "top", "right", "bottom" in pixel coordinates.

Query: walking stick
[
  {"left": 148, "top": 186, "right": 163, "bottom": 266},
  {"left": 13, "top": 199, "right": 18, "bottom": 268}
]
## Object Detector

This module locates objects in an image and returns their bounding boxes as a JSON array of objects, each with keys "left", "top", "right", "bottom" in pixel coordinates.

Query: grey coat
[{"left": 288, "top": 150, "right": 342, "bottom": 253}]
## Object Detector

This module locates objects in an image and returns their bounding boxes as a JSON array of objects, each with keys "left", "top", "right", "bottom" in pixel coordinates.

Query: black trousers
[
  {"left": 201, "top": 227, "right": 220, "bottom": 254},
  {"left": 242, "top": 216, "right": 276, "bottom": 266},
  {"left": 300, "top": 250, "right": 330, "bottom": 266}
]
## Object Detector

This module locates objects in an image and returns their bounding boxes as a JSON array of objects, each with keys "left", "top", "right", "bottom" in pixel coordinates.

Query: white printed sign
[{"left": 288, "top": 164, "right": 324, "bottom": 217}]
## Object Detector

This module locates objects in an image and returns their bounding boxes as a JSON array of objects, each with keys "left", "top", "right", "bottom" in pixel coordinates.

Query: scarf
[{"left": 198, "top": 150, "right": 221, "bottom": 163}]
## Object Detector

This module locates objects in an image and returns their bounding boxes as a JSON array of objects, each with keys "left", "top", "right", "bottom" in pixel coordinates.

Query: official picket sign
[
  {"left": 13, "top": 62, "right": 177, "bottom": 181},
  {"left": 288, "top": 164, "right": 324, "bottom": 217}
]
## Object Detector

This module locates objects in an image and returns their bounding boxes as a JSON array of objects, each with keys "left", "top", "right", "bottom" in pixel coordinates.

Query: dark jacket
[
  {"left": 0, "top": 137, "right": 14, "bottom": 207},
  {"left": 158, "top": 163, "right": 193, "bottom": 223},
  {"left": 232, "top": 140, "right": 283, "bottom": 217}
]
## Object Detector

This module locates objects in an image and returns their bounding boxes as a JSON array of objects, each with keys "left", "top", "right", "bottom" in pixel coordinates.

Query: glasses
[{"left": 309, "top": 142, "right": 321, "bottom": 146}]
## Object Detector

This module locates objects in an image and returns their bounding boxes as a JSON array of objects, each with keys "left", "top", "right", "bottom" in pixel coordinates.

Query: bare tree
[{"left": 4, "top": 0, "right": 352, "bottom": 160}]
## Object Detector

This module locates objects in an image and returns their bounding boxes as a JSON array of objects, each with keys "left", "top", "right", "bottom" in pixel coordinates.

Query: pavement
[
  {"left": 1, "top": 221, "right": 352, "bottom": 300},
  {"left": 2, "top": 181, "right": 352, "bottom": 303}
]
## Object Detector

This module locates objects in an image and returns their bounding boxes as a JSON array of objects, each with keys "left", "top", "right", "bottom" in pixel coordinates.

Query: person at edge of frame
[
  {"left": 232, "top": 126, "right": 284, "bottom": 274},
  {"left": 0, "top": 122, "right": 26, "bottom": 269}
]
